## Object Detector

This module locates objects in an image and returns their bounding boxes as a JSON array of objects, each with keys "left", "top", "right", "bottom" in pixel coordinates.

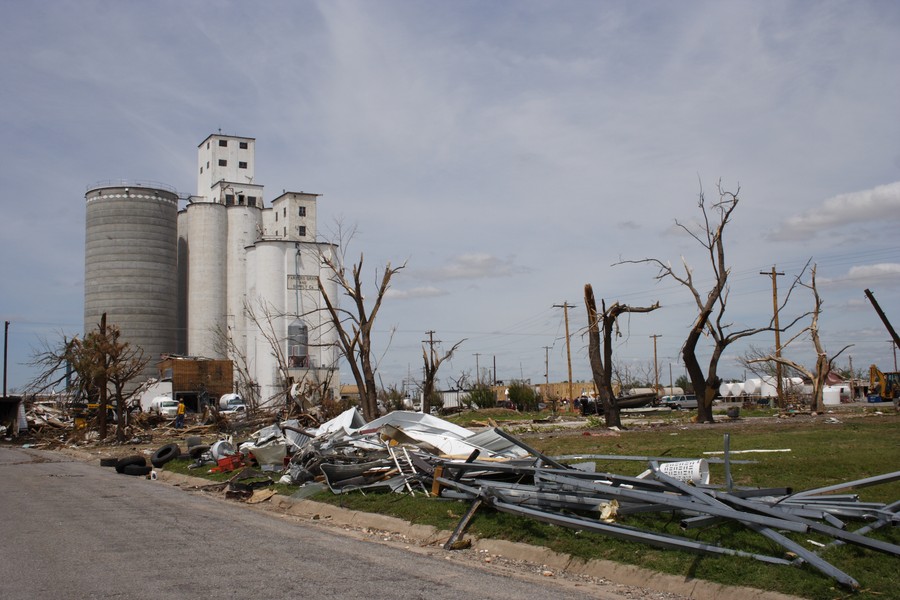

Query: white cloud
[
  {"left": 385, "top": 286, "right": 447, "bottom": 300},
  {"left": 415, "top": 254, "right": 530, "bottom": 281},
  {"left": 819, "top": 263, "right": 900, "bottom": 288},
  {"left": 768, "top": 182, "right": 900, "bottom": 241}
]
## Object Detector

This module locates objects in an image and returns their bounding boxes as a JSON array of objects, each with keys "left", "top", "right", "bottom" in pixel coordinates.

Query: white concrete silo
[
  {"left": 84, "top": 183, "right": 179, "bottom": 382},
  {"left": 184, "top": 201, "right": 227, "bottom": 359},
  {"left": 244, "top": 240, "right": 341, "bottom": 406},
  {"left": 245, "top": 241, "right": 289, "bottom": 404},
  {"left": 226, "top": 205, "right": 262, "bottom": 356}
]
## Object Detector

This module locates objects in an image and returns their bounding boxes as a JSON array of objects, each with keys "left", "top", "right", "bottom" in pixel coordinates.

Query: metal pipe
[
  {"left": 489, "top": 498, "right": 792, "bottom": 566},
  {"left": 787, "top": 470, "right": 900, "bottom": 499}
]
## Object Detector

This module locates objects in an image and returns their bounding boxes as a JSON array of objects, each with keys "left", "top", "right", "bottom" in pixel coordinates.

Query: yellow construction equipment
[{"left": 868, "top": 365, "right": 900, "bottom": 402}]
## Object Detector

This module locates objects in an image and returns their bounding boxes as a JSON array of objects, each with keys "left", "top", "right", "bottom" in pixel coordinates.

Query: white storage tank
[
  {"left": 744, "top": 378, "right": 761, "bottom": 395},
  {"left": 823, "top": 386, "right": 842, "bottom": 406}
]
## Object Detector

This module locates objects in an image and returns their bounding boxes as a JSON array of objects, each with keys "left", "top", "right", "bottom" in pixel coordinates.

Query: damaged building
[{"left": 83, "top": 134, "right": 340, "bottom": 405}]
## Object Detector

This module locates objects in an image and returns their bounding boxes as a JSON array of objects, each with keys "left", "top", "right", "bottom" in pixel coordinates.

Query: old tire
[
  {"left": 121, "top": 464, "right": 153, "bottom": 477},
  {"left": 115, "top": 455, "right": 146, "bottom": 473},
  {"left": 99, "top": 457, "right": 118, "bottom": 468},
  {"left": 151, "top": 443, "right": 181, "bottom": 467},
  {"left": 188, "top": 444, "right": 210, "bottom": 459}
]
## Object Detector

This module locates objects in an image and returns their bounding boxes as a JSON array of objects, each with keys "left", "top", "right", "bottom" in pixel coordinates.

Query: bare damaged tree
[
  {"left": 28, "top": 315, "right": 148, "bottom": 441},
  {"left": 213, "top": 323, "right": 261, "bottom": 413},
  {"left": 245, "top": 298, "right": 295, "bottom": 410},
  {"left": 421, "top": 335, "right": 466, "bottom": 415},
  {"left": 619, "top": 181, "right": 805, "bottom": 423},
  {"left": 585, "top": 284, "right": 659, "bottom": 428},
  {"left": 288, "top": 362, "right": 339, "bottom": 422},
  {"left": 318, "top": 227, "right": 406, "bottom": 421},
  {"left": 751, "top": 264, "right": 851, "bottom": 413},
  {"left": 738, "top": 345, "right": 805, "bottom": 380},
  {"left": 102, "top": 327, "right": 150, "bottom": 442}
]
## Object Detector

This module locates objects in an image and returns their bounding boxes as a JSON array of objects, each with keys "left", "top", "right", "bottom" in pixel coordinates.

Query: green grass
[{"left": 162, "top": 411, "right": 900, "bottom": 599}]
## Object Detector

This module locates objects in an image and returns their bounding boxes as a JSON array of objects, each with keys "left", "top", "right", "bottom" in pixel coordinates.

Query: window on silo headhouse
[
  {"left": 225, "top": 194, "right": 234, "bottom": 205},
  {"left": 298, "top": 206, "right": 306, "bottom": 216}
]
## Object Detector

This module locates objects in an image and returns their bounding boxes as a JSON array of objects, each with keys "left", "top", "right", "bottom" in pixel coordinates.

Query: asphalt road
[{"left": 0, "top": 447, "right": 625, "bottom": 600}]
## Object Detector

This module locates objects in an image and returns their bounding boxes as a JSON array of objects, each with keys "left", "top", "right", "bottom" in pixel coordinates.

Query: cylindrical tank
[
  {"left": 226, "top": 205, "right": 262, "bottom": 356},
  {"left": 244, "top": 240, "right": 341, "bottom": 405},
  {"left": 185, "top": 202, "right": 227, "bottom": 359},
  {"left": 287, "top": 319, "right": 309, "bottom": 366},
  {"left": 744, "top": 378, "right": 761, "bottom": 395},
  {"left": 719, "top": 382, "right": 732, "bottom": 397},
  {"left": 84, "top": 183, "right": 179, "bottom": 383},
  {"left": 246, "top": 241, "right": 288, "bottom": 405},
  {"left": 823, "top": 386, "right": 841, "bottom": 406}
]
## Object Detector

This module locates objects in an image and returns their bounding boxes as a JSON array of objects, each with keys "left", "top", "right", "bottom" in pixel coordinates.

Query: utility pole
[
  {"left": 98, "top": 312, "right": 108, "bottom": 439},
  {"left": 423, "top": 330, "right": 438, "bottom": 357},
  {"left": 649, "top": 334, "right": 661, "bottom": 398},
  {"left": 3, "top": 320, "right": 9, "bottom": 398},
  {"left": 553, "top": 302, "right": 576, "bottom": 402},
  {"left": 473, "top": 353, "right": 481, "bottom": 384},
  {"left": 543, "top": 345, "right": 553, "bottom": 413},
  {"left": 864, "top": 289, "right": 900, "bottom": 349},
  {"left": 761, "top": 267, "right": 785, "bottom": 407},
  {"left": 669, "top": 362, "right": 674, "bottom": 395}
]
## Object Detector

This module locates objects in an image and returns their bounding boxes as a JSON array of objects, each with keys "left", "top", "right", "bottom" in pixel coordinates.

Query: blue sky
[{"left": 2, "top": 1, "right": 900, "bottom": 394}]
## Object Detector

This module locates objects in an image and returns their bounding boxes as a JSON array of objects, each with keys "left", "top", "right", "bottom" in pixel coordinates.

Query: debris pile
[{"left": 151, "top": 408, "right": 900, "bottom": 590}]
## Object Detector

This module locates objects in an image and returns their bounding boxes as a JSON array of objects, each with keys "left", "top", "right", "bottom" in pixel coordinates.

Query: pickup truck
[{"left": 659, "top": 394, "right": 698, "bottom": 410}]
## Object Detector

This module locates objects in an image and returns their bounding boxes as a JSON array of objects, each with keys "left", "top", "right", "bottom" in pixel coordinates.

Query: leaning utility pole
[
  {"left": 553, "top": 302, "right": 576, "bottom": 402},
  {"left": 761, "top": 267, "right": 785, "bottom": 407},
  {"left": 864, "top": 289, "right": 900, "bottom": 350}
]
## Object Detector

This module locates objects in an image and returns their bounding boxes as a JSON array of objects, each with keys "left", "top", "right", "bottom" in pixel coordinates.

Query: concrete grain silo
[
  {"left": 226, "top": 205, "right": 262, "bottom": 356},
  {"left": 184, "top": 201, "right": 228, "bottom": 359},
  {"left": 245, "top": 240, "right": 288, "bottom": 403},
  {"left": 84, "top": 182, "right": 179, "bottom": 381}
]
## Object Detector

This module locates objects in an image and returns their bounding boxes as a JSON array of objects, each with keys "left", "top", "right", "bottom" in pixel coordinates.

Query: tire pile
[{"left": 99, "top": 442, "right": 182, "bottom": 477}]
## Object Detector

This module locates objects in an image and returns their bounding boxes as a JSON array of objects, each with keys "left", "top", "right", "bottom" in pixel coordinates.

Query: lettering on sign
[{"left": 287, "top": 274, "right": 318, "bottom": 290}]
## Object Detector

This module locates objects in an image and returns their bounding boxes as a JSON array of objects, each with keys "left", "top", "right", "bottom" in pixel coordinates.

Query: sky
[{"left": 2, "top": 1, "right": 900, "bottom": 395}]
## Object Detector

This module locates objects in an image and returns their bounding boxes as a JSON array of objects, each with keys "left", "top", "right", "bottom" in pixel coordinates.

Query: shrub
[
  {"left": 508, "top": 380, "right": 540, "bottom": 411},
  {"left": 463, "top": 384, "right": 496, "bottom": 409}
]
